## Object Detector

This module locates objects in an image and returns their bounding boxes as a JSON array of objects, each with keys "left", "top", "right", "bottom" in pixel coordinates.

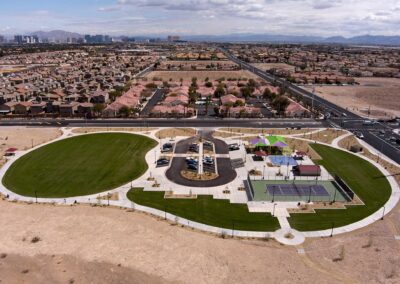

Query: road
[
  {"left": 140, "top": 88, "right": 163, "bottom": 116},
  {"left": 221, "top": 47, "right": 400, "bottom": 164},
  {"left": 0, "top": 118, "right": 324, "bottom": 128}
]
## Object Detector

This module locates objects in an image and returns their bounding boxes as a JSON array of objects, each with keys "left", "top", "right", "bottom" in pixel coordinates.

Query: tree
[
  {"left": 205, "top": 95, "right": 211, "bottom": 115},
  {"left": 145, "top": 82, "right": 157, "bottom": 89},
  {"left": 93, "top": 103, "right": 106, "bottom": 117},
  {"left": 109, "top": 90, "right": 123, "bottom": 102},
  {"left": 240, "top": 86, "right": 252, "bottom": 99},
  {"left": 271, "top": 96, "right": 290, "bottom": 115},
  {"left": 119, "top": 106, "right": 132, "bottom": 117},
  {"left": 191, "top": 77, "right": 198, "bottom": 90},
  {"left": 213, "top": 106, "right": 220, "bottom": 116},
  {"left": 214, "top": 83, "right": 225, "bottom": 98},
  {"left": 234, "top": 100, "right": 244, "bottom": 107},
  {"left": 205, "top": 81, "right": 213, "bottom": 88}
]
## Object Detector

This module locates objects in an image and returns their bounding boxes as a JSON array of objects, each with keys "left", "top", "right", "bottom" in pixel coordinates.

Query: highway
[{"left": 221, "top": 47, "right": 400, "bottom": 164}]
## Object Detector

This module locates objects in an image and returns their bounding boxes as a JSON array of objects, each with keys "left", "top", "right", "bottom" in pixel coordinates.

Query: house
[
  {"left": 151, "top": 104, "right": 194, "bottom": 117},
  {"left": 90, "top": 90, "right": 109, "bottom": 104},
  {"left": 164, "top": 93, "right": 189, "bottom": 106},
  {"left": 285, "top": 100, "right": 309, "bottom": 117},
  {"left": 59, "top": 102, "right": 79, "bottom": 117},
  {"left": 220, "top": 94, "right": 245, "bottom": 106},
  {"left": 77, "top": 103, "right": 93, "bottom": 115},
  {"left": 0, "top": 102, "right": 17, "bottom": 114},
  {"left": 14, "top": 102, "right": 32, "bottom": 115},
  {"left": 30, "top": 102, "right": 47, "bottom": 115}
]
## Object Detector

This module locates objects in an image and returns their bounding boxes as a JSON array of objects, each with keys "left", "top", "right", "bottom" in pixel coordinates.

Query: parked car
[
  {"left": 161, "top": 143, "right": 173, "bottom": 152},
  {"left": 187, "top": 164, "right": 198, "bottom": 171},
  {"left": 355, "top": 132, "right": 364, "bottom": 139},
  {"left": 229, "top": 143, "right": 240, "bottom": 151},
  {"left": 156, "top": 158, "right": 169, "bottom": 166}
]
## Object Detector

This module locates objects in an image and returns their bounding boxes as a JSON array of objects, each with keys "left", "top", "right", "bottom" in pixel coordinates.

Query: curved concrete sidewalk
[{"left": 0, "top": 127, "right": 398, "bottom": 246}]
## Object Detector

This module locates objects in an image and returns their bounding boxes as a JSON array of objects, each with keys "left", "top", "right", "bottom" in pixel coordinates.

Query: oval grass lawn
[
  {"left": 288, "top": 144, "right": 392, "bottom": 231},
  {"left": 3, "top": 133, "right": 157, "bottom": 198}
]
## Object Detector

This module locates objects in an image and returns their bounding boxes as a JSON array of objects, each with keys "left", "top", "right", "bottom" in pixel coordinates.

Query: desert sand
[
  {"left": 0, "top": 127, "right": 62, "bottom": 166},
  {"left": 303, "top": 77, "right": 400, "bottom": 119},
  {"left": 0, "top": 199, "right": 399, "bottom": 283}
]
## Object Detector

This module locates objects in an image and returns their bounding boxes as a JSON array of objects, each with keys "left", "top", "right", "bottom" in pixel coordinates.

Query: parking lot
[{"left": 165, "top": 132, "right": 237, "bottom": 187}]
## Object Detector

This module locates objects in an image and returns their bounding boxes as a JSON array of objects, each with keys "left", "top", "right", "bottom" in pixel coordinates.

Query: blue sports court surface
[{"left": 269, "top": 155, "right": 298, "bottom": 166}]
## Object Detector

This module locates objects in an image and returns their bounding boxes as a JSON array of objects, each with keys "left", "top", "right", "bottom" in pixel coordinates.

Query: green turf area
[
  {"left": 3, "top": 133, "right": 157, "bottom": 198},
  {"left": 288, "top": 144, "right": 392, "bottom": 231},
  {"left": 127, "top": 188, "right": 280, "bottom": 231},
  {"left": 250, "top": 180, "right": 347, "bottom": 202}
]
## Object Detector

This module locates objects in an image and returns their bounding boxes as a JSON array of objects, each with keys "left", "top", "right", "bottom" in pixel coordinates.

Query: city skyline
[{"left": 1, "top": 0, "right": 400, "bottom": 37}]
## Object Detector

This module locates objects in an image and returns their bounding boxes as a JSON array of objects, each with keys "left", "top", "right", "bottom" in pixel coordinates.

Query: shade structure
[
  {"left": 250, "top": 138, "right": 268, "bottom": 147},
  {"left": 272, "top": 141, "right": 288, "bottom": 147},
  {"left": 265, "top": 135, "right": 287, "bottom": 147}
]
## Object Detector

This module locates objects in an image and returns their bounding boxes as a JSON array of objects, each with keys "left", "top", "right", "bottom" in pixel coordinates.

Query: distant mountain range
[
  {"left": 30, "top": 30, "right": 83, "bottom": 40},
  {"left": 183, "top": 34, "right": 400, "bottom": 45},
  {"left": 26, "top": 30, "right": 400, "bottom": 46}
]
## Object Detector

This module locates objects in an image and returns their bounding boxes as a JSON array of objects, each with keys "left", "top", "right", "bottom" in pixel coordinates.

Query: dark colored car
[
  {"left": 156, "top": 159, "right": 169, "bottom": 166},
  {"left": 187, "top": 164, "right": 198, "bottom": 171}
]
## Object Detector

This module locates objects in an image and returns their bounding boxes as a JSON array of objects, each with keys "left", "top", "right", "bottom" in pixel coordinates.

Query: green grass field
[
  {"left": 127, "top": 188, "right": 280, "bottom": 231},
  {"left": 288, "top": 144, "right": 392, "bottom": 231},
  {"left": 3, "top": 133, "right": 157, "bottom": 198}
]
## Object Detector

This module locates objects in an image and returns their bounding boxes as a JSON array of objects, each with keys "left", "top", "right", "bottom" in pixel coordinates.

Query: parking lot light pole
[
  {"left": 330, "top": 222, "right": 334, "bottom": 237},
  {"left": 381, "top": 206, "right": 386, "bottom": 220},
  {"left": 263, "top": 165, "right": 266, "bottom": 180},
  {"left": 34, "top": 190, "right": 38, "bottom": 204},
  {"left": 273, "top": 203, "right": 277, "bottom": 217}
]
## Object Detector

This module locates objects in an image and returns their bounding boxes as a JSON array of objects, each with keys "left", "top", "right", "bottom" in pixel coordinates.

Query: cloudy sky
[{"left": 1, "top": 0, "right": 400, "bottom": 36}]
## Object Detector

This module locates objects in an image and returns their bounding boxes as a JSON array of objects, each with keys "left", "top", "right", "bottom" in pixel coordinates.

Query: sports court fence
[{"left": 334, "top": 175, "right": 354, "bottom": 201}]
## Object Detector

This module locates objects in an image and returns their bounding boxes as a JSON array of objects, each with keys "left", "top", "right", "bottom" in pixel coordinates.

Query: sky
[{"left": 1, "top": 0, "right": 400, "bottom": 37}]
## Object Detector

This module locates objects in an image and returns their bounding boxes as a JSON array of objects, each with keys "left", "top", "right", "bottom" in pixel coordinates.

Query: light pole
[
  {"left": 34, "top": 190, "right": 38, "bottom": 203},
  {"left": 272, "top": 203, "right": 277, "bottom": 217},
  {"left": 330, "top": 222, "right": 334, "bottom": 237},
  {"left": 263, "top": 165, "right": 266, "bottom": 180},
  {"left": 381, "top": 206, "right": 386, "bottom": 220}
]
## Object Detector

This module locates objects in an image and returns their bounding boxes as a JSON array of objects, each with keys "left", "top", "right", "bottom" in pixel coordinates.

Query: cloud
[{"left": 98, "top": 6, "right": 122, "bottom": 12}]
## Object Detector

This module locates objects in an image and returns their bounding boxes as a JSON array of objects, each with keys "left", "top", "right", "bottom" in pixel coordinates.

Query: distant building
[
  {"left": 13, "top": 35, "right": 39, "bottom": 44},
  {"left": 0, "top": 35, "right": 5, "bottom": 44},
  {"left": 84, "top": 34, "right": 113, "bottom": 44},
  {"left": 167, "top": 35, "right": 180, "bottom": 42},
  {"left": 14, "top": 35, "right": 24, "bottom": 44}
]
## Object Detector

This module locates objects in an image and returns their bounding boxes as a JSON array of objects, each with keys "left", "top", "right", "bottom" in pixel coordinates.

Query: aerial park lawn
[{"left": 3, "top": 133, "right": 157, "bottom": 198}]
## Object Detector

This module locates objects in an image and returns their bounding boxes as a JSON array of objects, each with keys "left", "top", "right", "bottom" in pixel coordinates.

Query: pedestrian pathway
[{"left": 0, "top": 126, "right": 398, "bottom": 246}]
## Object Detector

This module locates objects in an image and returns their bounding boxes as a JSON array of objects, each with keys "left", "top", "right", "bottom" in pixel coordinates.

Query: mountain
[
  {"left": 183, "top": 33, "right": 400, "bottom": 46},
  {"left": 30, "top": 30, "right": 83, "bottom": 40}
]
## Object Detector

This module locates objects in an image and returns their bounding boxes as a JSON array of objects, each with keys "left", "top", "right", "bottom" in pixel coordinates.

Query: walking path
[{"left": 0, "top": 126, "right": 398, "bottom": 246}]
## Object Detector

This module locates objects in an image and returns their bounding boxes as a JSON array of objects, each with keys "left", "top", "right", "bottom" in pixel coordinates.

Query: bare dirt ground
[
  {"left": 155, "top": 128, "right": 197, "bottom": 139},
  {"left": 158, "top": 60, "right": 238, "bottom": 70},
  {"left": 0, "top": 199, "right": 399, "bottom": 283},
  {"left": 251, "top": 63, "right": 296, "bottom": 72},
  {"left": 303, "top": 77, "right": 400, "bottom": 119},
  {"left": 72, "top": 127, "right": 157, "bottom": 134},
  {"left": 0, "top": 253, "right": 166, "bottom": 284},
  {"left": 146, "top": 70, "right": 261, "bottom": 81},
  {"left": 0, "top": 127, "right": 62, "bottom": 166},
  {"left": 302, "top": 129, "right": 346, "bottom": 144},
  {"left": 217, "top": 128, "right": 314, "bottom": 136}
]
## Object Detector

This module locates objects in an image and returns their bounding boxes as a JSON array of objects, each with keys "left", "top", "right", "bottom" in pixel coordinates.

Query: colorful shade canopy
[{"left": 265, "top": 135, "right": 288, "bottom": 147}]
